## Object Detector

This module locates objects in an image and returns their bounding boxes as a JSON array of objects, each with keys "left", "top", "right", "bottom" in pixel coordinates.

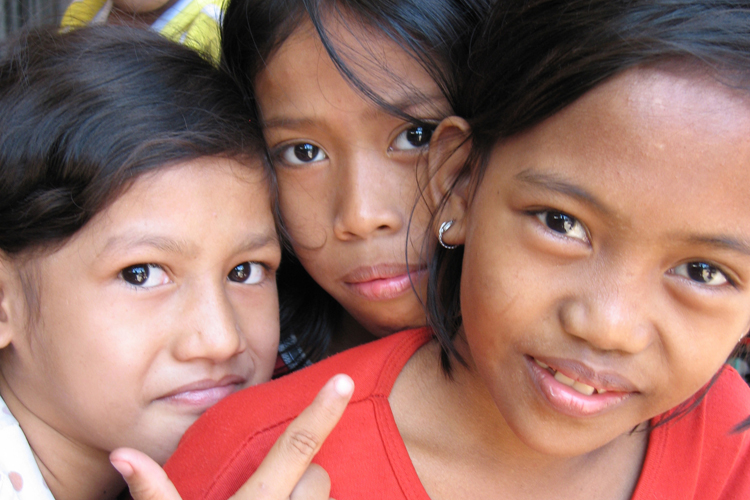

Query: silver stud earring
[{"left": 438, "top": 220, "right": 458, "bottom": 249}]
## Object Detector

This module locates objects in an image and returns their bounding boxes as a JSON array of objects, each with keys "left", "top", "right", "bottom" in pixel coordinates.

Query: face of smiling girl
[
  {"left": 445, "top": 67, "right": 750, "bottom": 457},
  {"left": 256, "top": 20, "right": 450, "bottom": 338},
  {"left": 0, "top": 157, "right": 280, "bottom": 476}
]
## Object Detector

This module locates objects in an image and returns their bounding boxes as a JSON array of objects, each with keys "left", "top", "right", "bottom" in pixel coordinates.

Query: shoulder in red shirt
[{"left": 165, "top": 329, "right": 750, "bottom": 500}]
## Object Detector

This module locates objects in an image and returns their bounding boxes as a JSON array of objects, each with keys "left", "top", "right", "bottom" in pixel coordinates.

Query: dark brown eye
[
  {"left": 120, "top": 264, "right": 169, "bottom": 288},
  {"left": 674, "top": 262, "right": 728, "bottom": 286},
  {"left": 280, "top": 143, "right": 327, "bottom": 165},
  {"left": 545, "top": 212, "right": 576, "bottom": 234},
  {"left": 404, "top": 125, "right": 434, "bottom": 147},
  {"left": 228, "top": 262, "right": 265, "bottom": 284},
  {"left": 535, "top": 210, "right": 588, "bottom": 242},
  {"left": 391, "top": 124, "right": 436, "bottom": 151},
  {"left": 294, "top": 144, "right": 319, "bottom": 161},
  {"left": 122, "top": 264, "right": 149, "bottom": 285}
]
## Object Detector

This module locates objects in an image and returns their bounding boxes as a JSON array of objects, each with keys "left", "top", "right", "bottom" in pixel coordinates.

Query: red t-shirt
[{"left": 165, "top": 328, "right": 750, "bottom": 500}]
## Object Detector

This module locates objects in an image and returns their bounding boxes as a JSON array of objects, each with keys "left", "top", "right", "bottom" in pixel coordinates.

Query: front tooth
[
  {"left": 535, "top": 359, "right": 549, "bottom": 369},
  {"left": 596, "top": 388, "right": 607, "bottom": 394},
  {"left": 572, "top": 381, "right": 596, "bottom": 396},
  {"left": 554, "top": 371, "right": 575, "bottom": 387}
]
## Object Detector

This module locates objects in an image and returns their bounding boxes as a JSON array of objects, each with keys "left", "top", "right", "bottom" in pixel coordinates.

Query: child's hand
[{"left": 110, "top": 374, "right": 354, "bottom": 500}]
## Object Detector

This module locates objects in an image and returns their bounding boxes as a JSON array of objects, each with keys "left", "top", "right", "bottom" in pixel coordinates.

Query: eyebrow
[
  {"left": 515, "top": 169, "right": 613, "bottom": 216},
  {"left": 683, "top": 235, "right": 750, "bottom": 257},
  {"left": 361, "top": 92, "right": 448, "bottom": 122},
  {"left": 99, "top": 232, "right": 279, "bottom": 259},
  {"left": 263, "top": 116, "right": 317, "bottom": 130},
  {"left": 235, "top": 233, "right": 281, "bottom": 254},
  {"left": 516, "top": 169, "right": 750, "bottom": 257},
  {"left": 262, "top": 93, "right": 447, "bottom": 130},
  {"left": 100, "top": 235, "right": 197, "bottom": 258}
]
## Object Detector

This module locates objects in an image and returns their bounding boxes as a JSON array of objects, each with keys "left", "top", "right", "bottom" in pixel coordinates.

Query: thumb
[{"left": 110, "top": 448, "right": 183, "bottom": 500}]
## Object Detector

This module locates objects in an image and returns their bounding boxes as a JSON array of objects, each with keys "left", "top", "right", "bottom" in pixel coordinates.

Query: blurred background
[{"left": 1, "top": 0, "right": 65, "bottom": 40}]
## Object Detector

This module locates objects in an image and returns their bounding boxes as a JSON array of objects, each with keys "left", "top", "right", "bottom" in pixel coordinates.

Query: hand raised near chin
[{"left": 110, "top": 374, "right": 354, "bottom": 500}]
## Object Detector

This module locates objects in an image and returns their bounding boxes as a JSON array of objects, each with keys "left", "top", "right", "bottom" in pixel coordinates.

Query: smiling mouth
[
  {"left": 528, "top": 357, "right": 634, "bottom": 418},
  {"left": 533, "top": 359, "right": 607, "bottom": 396}
]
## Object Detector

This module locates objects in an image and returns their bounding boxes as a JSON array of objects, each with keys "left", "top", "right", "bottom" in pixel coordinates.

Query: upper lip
[
  {"left": 530, "top": 356, "right": 639, "bottom": 393},
  {"left": 158, "top": 375, "right": 247, "bottom": 400},
  {"left": 342, "top": 263, "right": 427, "bottom": 284}
]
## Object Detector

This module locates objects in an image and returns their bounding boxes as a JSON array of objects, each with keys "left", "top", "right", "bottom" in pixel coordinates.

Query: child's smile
[
  {"left": 453, "top": 66, "right": 750, "bottom": 457},
  {"left": 528, "top": 356, "right": 636, "bottom": 417}
]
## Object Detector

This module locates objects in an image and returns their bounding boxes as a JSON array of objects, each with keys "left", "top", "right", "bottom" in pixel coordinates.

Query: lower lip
[
  {"left": 527, "top": 357, "right": 632, "bottom": 418},
  {"left": 345, "top": 270, "right": 425, "bottom": 301},
  {"left": 160, "top": 384, "right": 238, "bottom": 410}
]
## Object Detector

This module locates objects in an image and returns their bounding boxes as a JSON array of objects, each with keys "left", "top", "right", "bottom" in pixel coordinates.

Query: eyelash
[
  {"left": 120, "top": 263, "right": 170, "bottom": 289},
  {"left": 389, "top": 123, "right": 437, "bottom": 152},
  {"left": 227, "top": 262, "right": 269, "bottom": 285},
  {"left": 530, "top": 209, "right": 735, "bottom": 288},
  {"left": 274, "top": 142, "right": 328, "bottom": 167},
  {"left": 669, "top": 261, "right": 734, "bottom": 288},
  {"left": 119, "top": 261, "right": 271, "bottom": 289},
  {"left": 531, "top": 209, "right": 589, "bottom": 244},
  {"left": 271, "top": 121, "right": 438, "bottom": 167}
]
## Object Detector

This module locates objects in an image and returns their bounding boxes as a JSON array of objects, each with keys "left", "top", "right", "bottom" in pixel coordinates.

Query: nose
[
  {"left": 332, "top": 151, "right": 404, "bottom": 240},
  {"left": 558, "top": 269, "right": 653, "bottom": 354},
  {"left": 173, "top": 280, "right": 245, "bottom": 362}
]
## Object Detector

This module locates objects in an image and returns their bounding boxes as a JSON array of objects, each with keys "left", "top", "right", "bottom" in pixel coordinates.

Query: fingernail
[
  {"left": 110, "top": 459, "right": 134, "bottom": 479},
  {"left": 334, "top": 375, "right": 354, "bottom": 397}
]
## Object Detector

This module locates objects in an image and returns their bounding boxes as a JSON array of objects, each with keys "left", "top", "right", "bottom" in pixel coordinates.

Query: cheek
[
  {"left": 461, "top": 238, "right": 519, "bottom": 358},
  {"left": 655, "top": 318, "right": 743, "bottom": 410},
  {"left": 236, "top": 291, "right": 280, "bottom": 376},
  {"left": 278, "top": 175, "right": 329, "bottom": 248},
  {"left": 406, "top": 198, "right": 431, "bottom": 259}
]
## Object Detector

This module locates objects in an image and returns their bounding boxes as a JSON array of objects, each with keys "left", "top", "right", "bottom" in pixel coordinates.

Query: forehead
[
  {"left": 256, "top": 17, "right": 445, "bottom": 119},
  {"left": 507, "top": 67, "right": 750, "bottom": 188},
  {"left": 493, "top": 67, "right": 750, "bottom": 236},
  {"left": 76, "top": 157, "right": 276, "bottom": 252}
]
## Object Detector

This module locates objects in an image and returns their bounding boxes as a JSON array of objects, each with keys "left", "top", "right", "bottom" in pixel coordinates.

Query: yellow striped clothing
[{"left": 60, "top": 0, "right": 223, "bottom": 61}]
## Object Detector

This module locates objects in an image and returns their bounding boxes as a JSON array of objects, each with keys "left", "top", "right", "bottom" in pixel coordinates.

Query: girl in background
[
  {"left": 61, "top": 0, "right": 224, "bottom": 61},
  {"left": 221, "top": 0, "right": 489, "bottom": 363},
  {"left": 166, "top": 1, "right": 750, "bottom": 498}
]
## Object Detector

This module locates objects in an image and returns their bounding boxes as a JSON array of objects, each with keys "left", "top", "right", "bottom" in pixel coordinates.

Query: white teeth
[
  {"left": 572, "top": 381, "right": 596, "bottom": 396},
  {"left": 540, "top": 359, "right": 605, "bottom": 395},
  {"left": 554, "top": 371, "right": 576, "bottom": 386}
]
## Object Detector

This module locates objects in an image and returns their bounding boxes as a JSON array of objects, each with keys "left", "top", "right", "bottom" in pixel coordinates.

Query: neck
[
  {"left": 0, "top": 374, "right": 126, "bottom": 500},
  {"left": 389, "top": 339, "right": 648, "bottom": 500}
]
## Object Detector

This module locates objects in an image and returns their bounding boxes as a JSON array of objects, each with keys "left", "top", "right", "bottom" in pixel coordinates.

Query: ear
[
  {"left": 426, "top": 116, "right": 472, "bottom": 247},
  {"left": 0, "top": 254, "right": 24, "bottom": 350}
]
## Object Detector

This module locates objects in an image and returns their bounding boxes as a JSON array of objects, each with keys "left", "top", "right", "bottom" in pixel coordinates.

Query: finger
[
  {"left": 229, "top": 374, "right": 354, "bottom": 500},
  {"left": 110, "top": 448, "right": 182, "bottom": 500},
  {"left": 289, "top": 464, "right": 331, "bottom": 500}
]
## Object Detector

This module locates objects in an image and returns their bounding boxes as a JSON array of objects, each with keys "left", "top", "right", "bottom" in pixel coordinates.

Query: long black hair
[
  {"left": 425, "top": 0, "right": 750, "bottom": 429},
  {"left": 221, "top": 0, "right": 491, "bottom": 367},
  {"left": 0, "top": 25, "right": 266, "bottom": 257}
]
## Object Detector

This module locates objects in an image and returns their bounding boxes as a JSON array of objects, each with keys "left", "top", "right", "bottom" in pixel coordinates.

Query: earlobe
[
  {"left": 0, "top": 256, "right": 22, "bottom": 350},
  {"left": 426, "top": 116, "right": 472, "bottom": 247}
]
